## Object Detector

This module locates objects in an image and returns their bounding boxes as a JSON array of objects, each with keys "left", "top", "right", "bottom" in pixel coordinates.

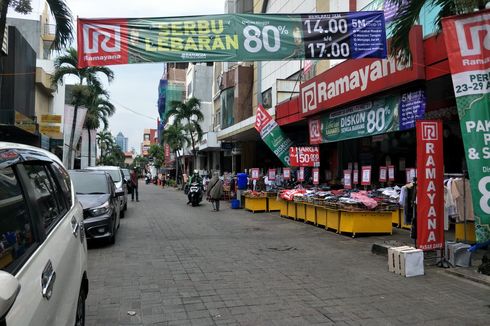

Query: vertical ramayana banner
[
  {"left": 416, "top": 120, "right": 444, "bottom": 250},
  {"left": 443, "top": 10, "right": 490, "bottom": 243},
  {"left": 255, "top": 105, "right": 293, "bottom": 166}
]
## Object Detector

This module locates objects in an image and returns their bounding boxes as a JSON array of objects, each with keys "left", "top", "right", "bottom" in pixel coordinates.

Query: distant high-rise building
[{"left": 115, "top": 132, "right": 128, "bottom": 152}]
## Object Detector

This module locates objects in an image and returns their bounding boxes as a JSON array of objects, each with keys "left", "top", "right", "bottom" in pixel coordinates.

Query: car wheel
[
  {"left": 75, "top": 286, "right": 86, "bottom": 326},
  {"left": 124, "top": 202, "right": 127, "bottom": 211},
  {"left": 120, "top": 209, "right": 125, "bottom": 219},
  {"left": 109, "top": 223, "right": 116, "bottom": 245}
]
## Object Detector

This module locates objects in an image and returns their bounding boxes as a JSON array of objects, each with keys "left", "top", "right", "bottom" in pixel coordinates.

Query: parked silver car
[
  {"left": 0, "top": 142, "right": 88, "bottom": 326},
  {"left": 87, "top": 166, "right": 128, "bottom": 218}
]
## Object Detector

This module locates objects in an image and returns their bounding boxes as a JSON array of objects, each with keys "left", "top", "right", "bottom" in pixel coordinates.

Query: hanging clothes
[{"left": 451, "top": 178, "right": 474, "bottom": 222}]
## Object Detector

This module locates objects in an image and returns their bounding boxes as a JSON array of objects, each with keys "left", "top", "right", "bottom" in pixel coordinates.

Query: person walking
[
  {"left": 130, "top": 168, "right": 139, "bottom": 202},
  {"left": 206, "top": 172, "right": 224, "bottom": 211}
]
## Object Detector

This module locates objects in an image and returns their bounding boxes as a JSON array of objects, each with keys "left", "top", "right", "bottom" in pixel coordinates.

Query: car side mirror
[{"left": 0, "top": 271, "right": 20, "bottom": 323}]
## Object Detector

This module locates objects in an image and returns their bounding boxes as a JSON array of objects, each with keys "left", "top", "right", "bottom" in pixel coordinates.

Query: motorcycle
[
  {"left": 145, "top": 175, "right": 151, "bottom": 184},
  {"left": 187, "top": 182, "right": 203, "bottom": 207}
]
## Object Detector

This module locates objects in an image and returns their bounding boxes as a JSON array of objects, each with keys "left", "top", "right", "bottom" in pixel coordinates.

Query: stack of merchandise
[{"left": 243, "top": 190, "right": 267, "bottom": 198}]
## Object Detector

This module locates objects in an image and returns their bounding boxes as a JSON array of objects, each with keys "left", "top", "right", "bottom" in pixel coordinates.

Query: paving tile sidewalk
[{"left": 86, "top": 183, "right": 490, "bottom": 325}]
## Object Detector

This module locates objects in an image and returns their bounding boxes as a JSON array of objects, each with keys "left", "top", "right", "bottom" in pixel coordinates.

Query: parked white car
[{"left": 0, "top": 142, "right": 88, "bottom": 326}]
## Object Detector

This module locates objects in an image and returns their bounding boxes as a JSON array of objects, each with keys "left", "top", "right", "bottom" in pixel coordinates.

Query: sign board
[
  {"left": 416, "top": 120, "right": 444, "bottom": 250},
  {"left": 443, "top": 10, "right": 490, "bottom": 243},
  {"left": 255, "top": 105, "right": 293, "bottom": 166},
  {"left": 297, "top": 167, "right": 305, "bottom": 182},
  {"left": 388, "top": 165, "right": 395, "bottom": 181},
  {"left": 268, "top": 169, "right": 276, "bottom": 181},
  {"left": 379, "top": 166, "right": 387, "bottom": 182},
  {"left": 289, "top": 146, "right": 320, "bottom": 167},
  {"left": 399, "top": 90, "right": 426, "bottom": 130},
  {"left": 361, "top": 166, "right": 371, "bottom": 186},
  {"left": 300, "top": 26, "right": 424, "bottom": 118},
  {"left": 251, "top": 168, "right": 259, "bottom": 180},
  {"left": 344, "top": 170, "right": 352, "bottom": 189},
  {"left": 353, "top": 169, "right": 359, "bottom": 185},
  {"left": 40, "top": 125, "right": 61, "bottom": 134},
  {"left": 283, "top": 167, "right": 291, "bottom": 180},
  {"left": 40, "top": 114, "right": 62, "bottom": 124},
  {"left": 406, "top": 168, "right": 416, "bottom": 183},
  {"left": 312, "top": 168, "right": 319, "bottom": 185},
  {"left": 77, "top": 11, "right": 386, "bottom": 68}
]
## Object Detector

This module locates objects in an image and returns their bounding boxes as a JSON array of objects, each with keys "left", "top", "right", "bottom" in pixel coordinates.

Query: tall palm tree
[
  {"left": 389, "top": 0, "right": 488, "bottom": 64},
  {"left": 166, "top": 97, "right": 203, "bottom": 166},
  {"left": 0, "top": 0, "right": 72, "bottom": 51},
  {"left": 52, "top": 48, "right": 114, "bottom": 169},
  {"left": 84, "top": 87, "right": 115, "bottom": 166},
  {"left": 162, "top": 122, "right": 190, "bottom": 184},
  {"left": 96, "top": 130, "right": 114, "bottom": 161}
]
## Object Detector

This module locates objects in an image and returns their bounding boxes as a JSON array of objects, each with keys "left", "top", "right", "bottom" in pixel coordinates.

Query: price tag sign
[
  {"left": 379, "top": 166, "right": 387, "bottom": 182},
  {"left": 361, "top": 166, "right": 371, "bottom": 186},
  {"left": 289, "top": 146, "right": 320, "bottom": 167},
  {"left": 353, "top": 170, "right": 359, "bottom": 185},
  {"left": 344, "top": 170, "right": 352, "bottom": 189},
  {"left": 297, "top": 167, "right": 305, "bottom": 182},
  {"left": 388, "top": 165, "right": 395, "bottom": 181},
  {"left": 268, "top": 169, "right": 276, "bottom": 181},
  {"left": 313, "top": 168, "right": 319, "bottom": 185},
  {"left": 406, "top": 168, "right": 416, "bottom": 183},
  {"left": 283, "top": 168, "right": 291, "bottom": 180},
  {"left": 251, "top": 168, "right": 259, "bottom": 180}
]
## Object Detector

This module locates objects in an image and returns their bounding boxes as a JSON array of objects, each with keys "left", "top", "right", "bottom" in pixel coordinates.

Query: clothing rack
[{"left": 444, "top": 172, "right": 469, "bottom": 243}]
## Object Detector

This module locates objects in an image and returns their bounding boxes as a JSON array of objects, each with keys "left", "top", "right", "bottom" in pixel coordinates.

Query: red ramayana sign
[
  {"left": 289, "top": 146, "right": 320, "bottom": 167},
  {"left": 300, "top": 26, "right": 424, "bottom": 118},
  {"left": 416, "top": 120, "right": 444, "bottom": 250}
]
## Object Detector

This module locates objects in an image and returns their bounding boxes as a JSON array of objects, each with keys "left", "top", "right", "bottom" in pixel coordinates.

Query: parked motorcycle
[{"left": 188, "top": 182, "right": 203, "bottom": 207}]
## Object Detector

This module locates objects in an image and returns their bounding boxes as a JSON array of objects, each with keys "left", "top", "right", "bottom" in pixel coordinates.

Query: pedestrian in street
[
  {"left": 206, "top": 172, "right": 224, "bottom": 211},
  {"left": 130, "top": 167, "right": 139, "bottom": 202}
]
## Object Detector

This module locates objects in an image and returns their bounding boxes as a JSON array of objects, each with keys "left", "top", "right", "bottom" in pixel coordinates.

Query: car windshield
[
  {"left": 69, "top": 172, "right": 109, "bottom": 194},
  {"left": 97, "top": 169, "right": 121, "bottom": 182},
  {"left": 122, "top": 169, "right": 130, "bottom": 179}
]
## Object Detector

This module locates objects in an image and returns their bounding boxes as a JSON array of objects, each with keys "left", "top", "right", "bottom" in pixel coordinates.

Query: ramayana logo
[
  {"left": 455, "top": 14, "right": 490, "bottom": 56},
  {"left": 301, "top": 56, "right": 409, "bottom": 114},
  {"left": 83, "top": 23, "right": 121, "bottom": 55},
  {"left": 421, "top": 122, "right": 438, "bottom": 141}
]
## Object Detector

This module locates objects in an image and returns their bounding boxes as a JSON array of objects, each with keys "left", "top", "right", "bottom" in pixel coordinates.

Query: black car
[{"left": 69, "top": 170, "right": 123, "bottom": 244}]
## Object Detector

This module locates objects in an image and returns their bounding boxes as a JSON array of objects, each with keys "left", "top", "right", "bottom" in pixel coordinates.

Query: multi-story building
[
  {"left": 115, "top": 131, "right": 129, "bottom": 152},
  {"left": 4, "top": 2, "right": 66, "bottom": 155},
  {"left": 141, "top": 128, "right": 157, "bottom": 157}
]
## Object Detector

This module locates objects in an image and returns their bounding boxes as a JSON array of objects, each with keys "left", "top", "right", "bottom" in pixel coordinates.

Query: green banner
[
  {"left": 77, "top": 12, "right": 387, "bottom": 67},
  {"left": 443, "top": 12, "right": 490, "bottom": 243},
  {"left": 319, "top": 95, "right": 399, "bottom": 142}
]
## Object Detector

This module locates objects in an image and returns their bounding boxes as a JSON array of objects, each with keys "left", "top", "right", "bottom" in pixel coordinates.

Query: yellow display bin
[
  {"left": 244, "top": 197, "right": 267, "bottom": 213},
  {"left": 455, "top": 222, "right": 476, "bottom": 243},
  {"left": 326, "top": 208, "right": 340, "bottom": 232},
  {"left": 287, "top": 201, "right": 297, "bottom": 219},
  {"left": 400, "top": 209, "right": 412, "bottom": 230},
  {"left": 339, "top": 210, "right": 393, "bottom": 237},
  {"left": 296, "top": 202, "right": 306, "bottom": 221},
  {"left": 305, "top": 204, "right": 316, "bottom": 224},
  {"left": 267, "top": 197, "right": 282, "bottom": 212},
  {"left": 279, "top": 199, "right": 288, "bottom": 217},
  {"left": 315, "top": 206, "right": 327, "bottom": 227},
  {"left": 392, "top": 209, "right": 400, "bottom": 227}
]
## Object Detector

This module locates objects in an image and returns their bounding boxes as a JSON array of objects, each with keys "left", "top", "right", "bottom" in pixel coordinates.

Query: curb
[
  {"left": 371, "top": 243, "right": 391, "bottom": 256},
  {"left": 444, "top": 267, "right": 490, "bottom": 287}
]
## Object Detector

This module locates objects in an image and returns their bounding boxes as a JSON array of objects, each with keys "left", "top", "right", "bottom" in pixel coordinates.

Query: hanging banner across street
[
  {"left": 443, "top": 10, "right": 490, "bottom": 243},
  {"left": 255, "top": 105, "right": 293, "bottom": 166},
  {"left": 77, "top": 11, "right": 386, "bottom": 68},
  {"left": 416, "top": 120, "right": 444, "bottom": 251}
]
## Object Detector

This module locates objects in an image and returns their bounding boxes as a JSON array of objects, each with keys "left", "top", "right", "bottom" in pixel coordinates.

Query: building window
[
  {"left": 262, "top": 88, "right": 272, "bottom": 109},
  {"left": 220, "top": 88, "right": 235, "bottom": 129},
  {"left": 144, "top": 134, "right": 150, "bottom": 141}
]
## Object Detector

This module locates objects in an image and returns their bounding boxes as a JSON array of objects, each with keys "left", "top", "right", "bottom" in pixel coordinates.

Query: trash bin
[{"left": 231, "top": 199, "right": 240, "bottom": 209}]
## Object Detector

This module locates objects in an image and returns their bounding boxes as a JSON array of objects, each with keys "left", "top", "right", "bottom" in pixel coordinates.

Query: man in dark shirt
[{"left": 130, "top": 168, "right": 139, "bottom": 202}]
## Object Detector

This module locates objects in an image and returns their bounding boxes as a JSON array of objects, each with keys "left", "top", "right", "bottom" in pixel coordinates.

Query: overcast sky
[{"left": 9, "top": 0, "right": 225, "bottom": 153}]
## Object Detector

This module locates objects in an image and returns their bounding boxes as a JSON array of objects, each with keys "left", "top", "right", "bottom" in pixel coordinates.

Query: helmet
[{"left": 193, "top": 169, "right": 198, "bottom": 174}]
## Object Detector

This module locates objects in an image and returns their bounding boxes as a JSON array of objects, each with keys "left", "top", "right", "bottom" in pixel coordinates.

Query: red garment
[{"left": 130, "top": 171, "right": 138, "bottom": 187}]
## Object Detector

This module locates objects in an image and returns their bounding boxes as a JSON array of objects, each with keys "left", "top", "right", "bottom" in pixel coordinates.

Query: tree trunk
[
  {"left": 67, "top": 105, "right": 78, "bottom": 169},
  {"left": 0, "top": 0, "right": 11, "bottom": 50},
  {"left": 87, "top": 128, "right": 92, "bottom": 166},
  {"left": 175, "top": 150, "right": 179, "bottom": 186}
]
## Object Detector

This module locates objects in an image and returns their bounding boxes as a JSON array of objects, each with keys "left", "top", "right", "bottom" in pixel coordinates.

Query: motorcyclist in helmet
[{"left": 186, "top": 170, "right": 203, "bottom": 205}]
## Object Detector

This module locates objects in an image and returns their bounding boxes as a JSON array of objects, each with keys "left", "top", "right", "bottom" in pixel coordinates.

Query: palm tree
[
  {"left": 84, "top": 87, "right": 115, "bottom": 166},
  {"left": 389, "top": 0, "right": 488, "bottom": 64},
  {"left": 0, "top": 0, "right": 72, "bottom": 51},
  {"left": 52, "top": 48, "right": 114, "bottom": 169},
  {"left": 162, "top": 122, "right": 190, "bottom": 185},
  {"left": 97, "top": 130, "right": 114, "bottom": 161},
  {"left": 166, "top": 97, "right": 203, "bottom": 166}
]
